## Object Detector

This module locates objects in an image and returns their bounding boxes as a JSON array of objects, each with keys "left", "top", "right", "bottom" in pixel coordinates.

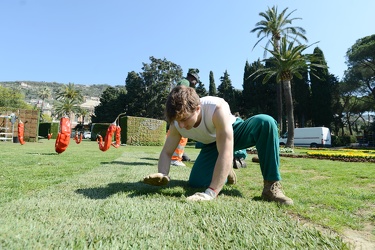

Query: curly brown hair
[{"left": 165, "top": 86, "right": 200, "bottom": 123}]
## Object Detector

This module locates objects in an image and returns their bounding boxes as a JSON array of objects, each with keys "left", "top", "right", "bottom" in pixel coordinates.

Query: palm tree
[
  {"left": 250, "top": 6, "right": 308, "bottom": 133},
  {"left": 54, "top": 83, "right": 83, "bottom": 119},
  {"left": 76, "top": 107, "right": 89, "bottom": 124},
  {"left": 55, "top": 83, "right": 84, "bottom": 103},
  {"left": 252, "top": 37, "right": 325, "bottom": 147},
  {"left": 38, "top": 87, "right": 51, "bottom": 121},
  {"left": 54, "top": 98, "right": 81, "bottom": 118}
]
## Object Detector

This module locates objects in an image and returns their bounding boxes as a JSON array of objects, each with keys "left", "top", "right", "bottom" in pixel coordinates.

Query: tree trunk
[
  {"left": 274, "top": 39, "right": 283, "bottom": 135},
  {"left": 277, "top": 83, "right": 283, "bottom": 134},
  {"left": 283, "top": 80, "right": 295, "bottom": 148}
]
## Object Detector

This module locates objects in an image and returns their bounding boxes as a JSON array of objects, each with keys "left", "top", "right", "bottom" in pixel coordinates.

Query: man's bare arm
[
  {"left": 158, "top": 123, "right": 181, "bottom": 175},
  {"left": 143, "top": 123, "right": 181, "bottom": 186},
  {"left": 209, "top": 100, "right": 234, "bottom": 194}
]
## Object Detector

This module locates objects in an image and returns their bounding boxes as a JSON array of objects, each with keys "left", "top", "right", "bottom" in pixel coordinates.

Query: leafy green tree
[
  {"left": 331, "top": 79, "right": 345, "bottom": 135},
  {"left": 41, "top": 113, "right": 53, "bottom": 122},
  {"left": 124, "top": 71, "right": 146, "bottom": 117},
  {"left": 252, "top": 37, "right": 325, "bottom": 147},
  {"left": 339, "top": 72, "right": 374, "bottom": 135},
  {"left": 208, "top": 71, "right": 217, "bottom": 96},
  {"left": 345, "top": 34, "right": 375, "bottom": 100},
  {"left": 250, "top": 5, "right": 308, "bottom": 133},
  {"left": 92, "top": 86, "right": 126, "bottom": 123},
  {"left": 140, "top": 57, "right": 183, "bottom": 119},
  {"left": 0, "top": 86, "right": 30, "bottom": 109}
]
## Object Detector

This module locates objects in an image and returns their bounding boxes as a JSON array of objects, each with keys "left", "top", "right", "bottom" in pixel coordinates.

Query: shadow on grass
[
  {"left": 26, "top": 152, "right": 58, "bottom": 156},
  {"left": 100, "top": 161, "right": 154, "bottom": 166},
  {"left": 140, "top": 157, "right": 159, "bottom": 161},
  {"left": 75, "top": 180, "right": 243, "bottom": 200}
]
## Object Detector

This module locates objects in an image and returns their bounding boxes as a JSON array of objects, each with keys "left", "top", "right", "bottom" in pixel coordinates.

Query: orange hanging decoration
[
  {"left": 111, "top": 125, "right": 121, "bottom": 148},
  {"left": 97, "top": 123, "right": 117, "bottom": 152},
  {"left": 55, "top": 117, "right": 71, "bottom": 154},
  {"left": 74, "top": 132, "right": 83, "bottom": 144},
  {"left": 18, "top": 121, "right": 26, "bottom": 145},
  {"left": 96, "top": 112, "right": 125, "bottom": 152}
]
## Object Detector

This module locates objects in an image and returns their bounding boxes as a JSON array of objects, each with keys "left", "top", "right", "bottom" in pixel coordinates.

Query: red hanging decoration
[
  {"left": 55, "top": 117, "right": 71, "bottom": 154},
  {"left": 18, "top": 121, "right": 26, "bottom": 145}
]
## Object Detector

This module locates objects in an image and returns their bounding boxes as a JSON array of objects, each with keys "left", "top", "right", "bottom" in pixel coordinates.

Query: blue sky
[{"left": 1, "top": 0, "right": 374, "bottom": 90}]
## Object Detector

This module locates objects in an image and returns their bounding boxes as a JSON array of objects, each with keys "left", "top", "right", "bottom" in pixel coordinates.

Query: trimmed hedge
[
  {"left": 120, "top": 116, "right": 166, "bottom": 146},
  {"left": 91, "top": 123, "right": 112, "bottom": 141},
  {"left": 39, "top": 122, "right": 59, "bottom": 139}
]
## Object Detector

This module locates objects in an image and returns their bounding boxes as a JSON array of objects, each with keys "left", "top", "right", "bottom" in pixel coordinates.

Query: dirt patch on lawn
[
  {"left": 289, "top": 213, "right": 375, "bottom": 249},
  {"left": 342, "top": 224, "right": 375, "bottom": 250}
]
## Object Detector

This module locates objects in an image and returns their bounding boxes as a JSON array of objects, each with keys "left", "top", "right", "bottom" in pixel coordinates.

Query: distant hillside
[{"left": 0, "top": 81, "right": 118, "bottom": 101}]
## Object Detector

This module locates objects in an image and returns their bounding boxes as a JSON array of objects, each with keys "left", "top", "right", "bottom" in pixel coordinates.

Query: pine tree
[
  {"left": 195, "top": 82, "right": 208, "bottom": 97},
  {"left": 217, "top": 70, "right": 236, "bottom": 110}
]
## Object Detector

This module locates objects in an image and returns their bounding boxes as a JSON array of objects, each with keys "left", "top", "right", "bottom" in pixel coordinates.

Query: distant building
[
  {"left": 33, "top": 96, "right": 100, "bottom": 128},
  {"left": 70, "top": 96, "right": 100, "bottom": 127}
]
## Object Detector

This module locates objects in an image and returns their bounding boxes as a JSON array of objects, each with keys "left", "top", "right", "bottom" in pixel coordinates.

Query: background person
[{"left": 170, "top": 69, "right": 200, "bottom": 167}]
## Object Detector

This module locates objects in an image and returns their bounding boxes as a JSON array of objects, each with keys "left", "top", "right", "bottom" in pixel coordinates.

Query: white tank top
[{"left": 174, "top": 96, "right": 236, "bottom": 144}]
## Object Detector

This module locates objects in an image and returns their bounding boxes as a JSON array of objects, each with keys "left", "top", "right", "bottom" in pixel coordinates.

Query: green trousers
[{"left": 189, "top": 114, "right": 281, "bottom": 187}]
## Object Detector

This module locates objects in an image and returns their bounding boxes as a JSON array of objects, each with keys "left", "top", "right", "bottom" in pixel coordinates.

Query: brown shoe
[
  {"left": 252, "top": 156, "right": 260, "bottom": 163},
  {"left": 227, "top": 168, "right": 237, "bottom": 185},
  {"left": 233, "top": 157, "right": 246, "bottom": 169},
  {"left": 262, "top": 181, "right": 293, "bottom": 205}
]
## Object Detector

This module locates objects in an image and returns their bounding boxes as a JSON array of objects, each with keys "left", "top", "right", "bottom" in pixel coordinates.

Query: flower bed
[
  {"left": 283, "top": 148, "right": 375, "bottom": 163},
  {"left": 248, "top": 147, "right": 375, "bottom": 163}
]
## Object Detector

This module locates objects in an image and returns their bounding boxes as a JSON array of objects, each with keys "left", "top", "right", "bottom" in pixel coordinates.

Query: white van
[{"left": 279, "top": 127, "right": 332, "bottom": 148}]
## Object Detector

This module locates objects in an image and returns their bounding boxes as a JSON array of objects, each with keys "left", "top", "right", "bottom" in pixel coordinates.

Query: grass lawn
[{"left": 0, "top": 139, "right": 374, "bottom": 249}]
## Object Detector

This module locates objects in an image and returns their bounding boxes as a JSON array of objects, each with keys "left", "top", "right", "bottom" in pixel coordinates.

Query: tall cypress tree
[
  {"left": 208, "top": 71, "right": 217, "bottom": 96},
  {"left": 243, "top": 60, "right": 277, "bottom": 119},
  {"left": 217, "top": 70, "right": 236, "bottom": 110},
  {"left": 292, "top": 68, "right": 311, "bottom": 127},
  {"left": 242, "top": 60, "right": 258, "bottom": 117},
  {"left": 310, "top": 47, "right": 333, "bottom": 128}
]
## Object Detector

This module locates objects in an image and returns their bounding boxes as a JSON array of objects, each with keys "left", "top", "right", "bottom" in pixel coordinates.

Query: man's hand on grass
[
  {"left": 143, "top": 173, "right": 170, "bottom": 186},
  {"left": 186, "top": 188, "right": 216, "bottom": 201}
]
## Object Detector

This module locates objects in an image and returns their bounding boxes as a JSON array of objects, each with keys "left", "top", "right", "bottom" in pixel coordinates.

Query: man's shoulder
[
  {"left": 176, "top": 78, "right": 189, "bottom": 87},
  {"left": 201, "top": 96, "right": 223, "bottom": 104}
]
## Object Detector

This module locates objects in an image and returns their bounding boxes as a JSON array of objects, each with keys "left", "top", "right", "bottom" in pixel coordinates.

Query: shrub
[
  {"left": 39, "top": 122, "right": 59, "bottom": 139},
  {"left": 331, "top": 135, "right": 356, "bottom": 147}
]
